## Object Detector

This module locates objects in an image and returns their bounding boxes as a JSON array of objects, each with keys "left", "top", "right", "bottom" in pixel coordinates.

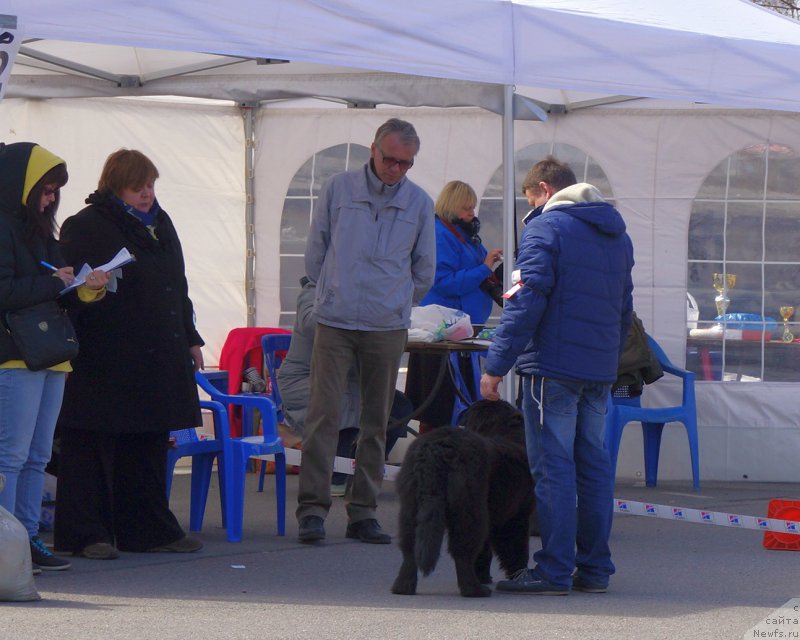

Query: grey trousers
[{"left": 296, "top": 323, "right": 407, "bottom": 524}]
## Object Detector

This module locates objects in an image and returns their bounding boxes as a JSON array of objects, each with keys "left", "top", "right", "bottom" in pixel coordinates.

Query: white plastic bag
[
  {"left": 409, "top": 304, "right": 473, "bottom": 342},
  {"left": 0, "top": 474, "right": 40, "bottom": 602}
]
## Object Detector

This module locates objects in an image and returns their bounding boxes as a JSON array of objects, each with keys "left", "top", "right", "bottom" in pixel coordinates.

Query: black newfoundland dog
[{"left": 391, "top": 399, "right": 535, "bottom": 597}]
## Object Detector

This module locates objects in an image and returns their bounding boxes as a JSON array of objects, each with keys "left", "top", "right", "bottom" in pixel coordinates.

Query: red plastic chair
[{"left": 218, "top": 327, "right": 291, "bottom": 436}]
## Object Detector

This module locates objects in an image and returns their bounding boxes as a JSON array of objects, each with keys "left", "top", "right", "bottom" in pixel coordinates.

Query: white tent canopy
[{"left": 6, "top": 0, "right": 800, "bottom": 113}]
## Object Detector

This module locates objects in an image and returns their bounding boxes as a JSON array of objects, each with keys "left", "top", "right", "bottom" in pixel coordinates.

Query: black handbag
[{"left": 5, "top": 301, "right": 79, "bottom": 371}]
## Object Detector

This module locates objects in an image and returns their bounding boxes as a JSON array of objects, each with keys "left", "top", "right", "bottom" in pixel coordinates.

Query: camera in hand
[{"left": 480, "top": 262, "right": 505, "bottom": 307}]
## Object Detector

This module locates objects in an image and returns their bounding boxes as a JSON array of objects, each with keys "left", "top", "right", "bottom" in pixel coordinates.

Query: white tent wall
[
  {"left": 3, "top": 95, "right": 800, "bottom": 482},
  {"left": 254, "top": 104, "right": 800, "bottom": 483},
  {"left": 0, "top": 97, "right": 247, "bottom": 365},
  {"left": 252, "top": 106, "right": 507, "bottom": 329},
  {"left": 2, "top": 0, "right": 799, "bottom": 486}
]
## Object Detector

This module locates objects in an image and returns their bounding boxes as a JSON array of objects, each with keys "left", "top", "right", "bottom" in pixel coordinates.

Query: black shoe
[
  {"left": 30, "top": 535, "right": 71, "bottom": 571},
  {"left": 345, "top": 518, "right": 391, "bottom": 544},
  {"left": 495, "top": 568, "right": 568, "bottom": 595},
  {"left": 572, "top": 571, "right": 608, "bottom": 593},
  {"left": 298, "top": 516, "right": 326, "bottom": 543}
]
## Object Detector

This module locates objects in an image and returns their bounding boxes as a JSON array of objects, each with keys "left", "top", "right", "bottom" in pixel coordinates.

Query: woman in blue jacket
[{"left": 406, "top": 180, "right": 502, "bottom": 432}]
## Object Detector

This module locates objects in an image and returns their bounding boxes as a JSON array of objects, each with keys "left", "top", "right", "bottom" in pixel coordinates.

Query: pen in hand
[{"left": 41, "top": 260, "right": 75, "bottom": 286}]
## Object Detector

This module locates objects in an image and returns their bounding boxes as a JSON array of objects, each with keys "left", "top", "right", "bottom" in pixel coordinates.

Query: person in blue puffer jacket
[
  {"left": 405, "top": 180, "right": 502, "bottom": 432},
  {"left": 480, "top": 157, "right": 634, "bottom": 596}
]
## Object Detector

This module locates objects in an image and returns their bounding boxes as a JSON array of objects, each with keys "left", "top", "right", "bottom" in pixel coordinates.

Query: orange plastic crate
[{"left": 763, "top": 499, "right": 800, "bottom": 551}]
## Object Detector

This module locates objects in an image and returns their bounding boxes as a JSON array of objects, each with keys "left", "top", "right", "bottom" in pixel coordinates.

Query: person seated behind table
[
  {"left": 278, "top": 277, "right": 411, "bottom": 496},
  {"left": 405, "top": 180, "right": 502, "bottom": 433}
]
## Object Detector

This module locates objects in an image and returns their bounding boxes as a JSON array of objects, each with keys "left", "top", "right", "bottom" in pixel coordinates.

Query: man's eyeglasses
[{"left": 376, "top": 145, "right": 414, "bottom": 171}]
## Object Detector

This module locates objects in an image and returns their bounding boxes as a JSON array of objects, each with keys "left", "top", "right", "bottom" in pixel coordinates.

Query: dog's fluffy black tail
[{"left": 413, "top": 441, "right": 448, "bottom": 576}]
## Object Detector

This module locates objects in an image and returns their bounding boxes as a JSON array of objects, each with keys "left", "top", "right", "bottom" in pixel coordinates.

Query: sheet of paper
[
  {"left": 96, "top": 247, "right": 135, "bottom": 272},
  {"left": 59, "top": 247, "right": 136, "bottom": 294}
]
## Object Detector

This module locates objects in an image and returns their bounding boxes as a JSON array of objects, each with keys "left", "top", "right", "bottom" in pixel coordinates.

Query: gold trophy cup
[
  {"left": 779, "top": 305, "right": 795, "bottom": 343},
  {"left": 712, "top": 272, "right": 736, "bottom": 316}
]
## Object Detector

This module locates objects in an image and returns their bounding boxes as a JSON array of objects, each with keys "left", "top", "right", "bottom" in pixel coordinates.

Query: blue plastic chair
[
  {"left": 195, "top": 371, "right": 287, "bottom": 540},
  {"left": 261, "top": 333, "right": 292, "bottom": 423},
  {"left": 166, "top": 399, "right": 229, "bottom": 532},
  {"left": 257, "top": 333, "right": 292, "bottom": 492},
  {"left": 604, "top": 334, "right": 700, "bottom": 491}
]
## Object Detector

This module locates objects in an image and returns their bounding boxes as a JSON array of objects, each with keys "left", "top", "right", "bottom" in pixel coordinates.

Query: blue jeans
[
  {"left": 522, "top": 375, "right": 615, "bottom": 587},
  {"left": 0, "top": 368, "right": 66, "bottom": 536}
]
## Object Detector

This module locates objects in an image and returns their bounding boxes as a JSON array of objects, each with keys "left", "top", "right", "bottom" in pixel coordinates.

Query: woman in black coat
[{"left": 54, "top": 149, "right": 205, "bottom": 559}]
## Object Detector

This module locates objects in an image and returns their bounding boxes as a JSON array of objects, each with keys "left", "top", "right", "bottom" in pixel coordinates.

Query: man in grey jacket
[{"left": 298, "top": 118, "right": 435, "bottom": 544}]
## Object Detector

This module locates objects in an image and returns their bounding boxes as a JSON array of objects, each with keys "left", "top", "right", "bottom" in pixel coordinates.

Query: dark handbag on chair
[{"left": 5, "top": 301, "right": 79, "bottom": 371}]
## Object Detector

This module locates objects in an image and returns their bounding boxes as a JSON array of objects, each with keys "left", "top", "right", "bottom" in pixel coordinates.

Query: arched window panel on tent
[
  {"left": 686, "top": 143, "right": 800, "bottom": 383},
  {"left": 278, "top": 143, "right": 371, "bottom": 326},
  {"left": 480, "top": 143, "right": 614, "bottom": 323}
]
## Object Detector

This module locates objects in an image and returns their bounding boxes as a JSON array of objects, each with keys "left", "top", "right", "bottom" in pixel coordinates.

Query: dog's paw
[
  {"left": 460, "top": 584, "right": 492, "bottom": 598},
  {"left": 391, "top": 579, "right": 417, "bottom": 596}
]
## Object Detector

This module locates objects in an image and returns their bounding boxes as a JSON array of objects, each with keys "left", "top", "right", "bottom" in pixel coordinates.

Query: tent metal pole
[
  {"left": 501, "top": 85, "right": 517, "bottom": 405},
  {"left": 241, "top": 102, "right": 257, "bottom": 327}
]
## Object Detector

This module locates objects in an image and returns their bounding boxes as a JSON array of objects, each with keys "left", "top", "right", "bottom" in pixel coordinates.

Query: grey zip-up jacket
[{"left": 305, "top": 162, "right": 436, "bottom": 330}]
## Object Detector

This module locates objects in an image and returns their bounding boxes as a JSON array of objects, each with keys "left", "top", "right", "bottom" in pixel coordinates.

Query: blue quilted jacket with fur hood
[{"left": 484, "top": 183, "right": 634, "bottom": 383}]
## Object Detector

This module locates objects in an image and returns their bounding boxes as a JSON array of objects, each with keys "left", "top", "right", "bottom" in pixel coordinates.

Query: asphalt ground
[{"left": 4, "top": 469, "right": 800, "bottom": 640}]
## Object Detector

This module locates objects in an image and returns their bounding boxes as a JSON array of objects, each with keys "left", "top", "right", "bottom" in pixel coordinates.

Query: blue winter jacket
[
  {"left": 420, "top": 216, "right": 494, "bottom": 325},
  {"left": 484, "top": 183, "right": 634, "bottom": 382}
]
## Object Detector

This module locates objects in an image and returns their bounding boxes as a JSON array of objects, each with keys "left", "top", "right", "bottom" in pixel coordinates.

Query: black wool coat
[
  {"left": 58, "top": 191, "right": 204, "bottom": 434},
  {"left": 0, "top": 218, "right": 71, "bottom": 363}
]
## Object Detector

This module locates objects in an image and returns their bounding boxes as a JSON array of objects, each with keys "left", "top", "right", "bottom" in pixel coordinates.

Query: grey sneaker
[
  {"left": 572, "top": 572, "right": 608, "bottom": 593},
  {"left": 495, "top": 568, "right": 568, "bottom": 595}
]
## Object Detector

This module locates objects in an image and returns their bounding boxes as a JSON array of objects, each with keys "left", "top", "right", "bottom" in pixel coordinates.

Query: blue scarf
[
  {"left": 113, "top": 195, "right": 159, "bottom": 227},
  {"left": 113, "top": 196, "right": 160, "bottom": 239}
]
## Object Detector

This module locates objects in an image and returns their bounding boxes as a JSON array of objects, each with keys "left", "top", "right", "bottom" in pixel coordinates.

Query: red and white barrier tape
[
  {"left": 613, "top": 498, "right": 800, "bottom": 535},
  {"left": 258, "top": 450, "right": 800, "bottom": 535},
  {"left": 256, "top": 448, "right": 402, "bottom": 481}
]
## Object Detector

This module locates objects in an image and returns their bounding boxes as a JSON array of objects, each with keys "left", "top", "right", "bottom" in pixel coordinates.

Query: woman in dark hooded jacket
[{"left": 0, "top": 142, "right": 108, "bottom": 573}]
